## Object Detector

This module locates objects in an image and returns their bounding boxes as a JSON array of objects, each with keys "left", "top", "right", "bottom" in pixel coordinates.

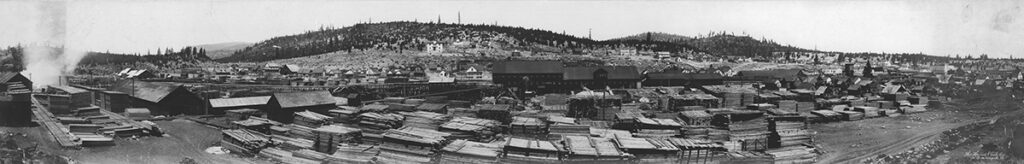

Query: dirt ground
[
  {"left": 0, "top": 119, "right": 271, "bottom": 164},
  {"left": 813, "top": 89, "right": 1024, "bottom": 163}
]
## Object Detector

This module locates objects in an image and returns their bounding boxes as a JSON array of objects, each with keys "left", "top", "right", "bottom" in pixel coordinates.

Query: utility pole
[
  {"left": 458, "top": 11, "right": 461, "bottom": 24},
  {"left": 588, "top": 28, "right": 592, "bottom": 40},
  {"left": 437, "top": 15, "right": 441, "bottom": 24}
]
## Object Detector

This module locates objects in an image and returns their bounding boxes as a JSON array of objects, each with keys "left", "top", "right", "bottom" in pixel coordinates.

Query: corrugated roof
[
  {"left": 492, "top": 61, "right": 563, "bottom": 74},
  {"left": 210, "top": 96, "right": 271, "bottom": 108},
  {"left": 272, "top": 91, "right": 334, "bottom": 109},
  {"left": 563, "top": 66, "right": 641, "bottom": 80}
]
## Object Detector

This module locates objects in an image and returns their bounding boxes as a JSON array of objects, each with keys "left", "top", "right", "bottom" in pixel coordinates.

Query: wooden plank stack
[
  {"left": 766, "top": 146, "right": 817, "bottom": 164},
  {"left": 909, "top": 96, "right": 929, "bottom": 105},
  {"left": 509, "top": 117, "right": 547, "bottom": 135},
  {"left": 440, "top": 117, "right": 502, "bottom": 142},
  {"left": 401, "top": 111, "right": 449, "bottom": 130},
  {"left": 327, "top": 108, "right": 358, "bottom": 123},
  {"left": 294, "top": 110, "right": 332, "bottom": 128},
  {"left": 328, "top": 144, "right": 378, "bottom": 164},
  {"left": 777, "top": 100, "right": 797, "bottom": 112},
  {"left": 271, "top": 135, "right": 314, "bottom": 150},
  {"left": 440, "top": 139, "right": 502, "bottom": 164},
  {"left": 285, "top": 124, "right": 316, "bottom": 141},
  {"left": 476, "top": 104, "right": 512, "bottom": 124},
  {"left": 796, "top": 102, "right": 815, "bottom": 112},
  {"left": 768, "top": 117, "right": 810, "bottom": 148},
  {"left": 853, "top": 106, "right": 881, "bottom": 118},
  {"left": 901, "top": 105, "right": 928, "bottom": 114},
  {"left": 312, "top": 125, "right": 363, "bottom": 153},
  {"left": 837, "top": 111, "right": 864, "bottom": 121}
]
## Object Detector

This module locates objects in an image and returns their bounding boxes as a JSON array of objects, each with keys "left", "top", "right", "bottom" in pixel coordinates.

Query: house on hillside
[
  {"left": 109, "top": 81, "right": 207, "bottom": 115},
  {"left": 265, "top": 91, "right": 336, "bottom": 123},
  {"left": 426, "top": 43, "right": 444, "bottom": 54}
]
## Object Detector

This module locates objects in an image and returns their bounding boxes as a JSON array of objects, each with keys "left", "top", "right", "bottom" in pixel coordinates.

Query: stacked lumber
[
  {"left": 723, "top": 151, "right": 774, "bottom": 163},
  {"left": 447, "top": 100, "right": 472, "bottom": 108},
  {"left": 327, "top": 144, "right": 378, "bottom": 164},
  {"left": 221, "top": 129, "right": 272, "bottom": 156},
  {"left": 357, "top": 112, "right": 403, "bottom": 131},
  {"left": 810, "top": 110, "right": 842, "bottom": 122},
  {"left": 756, "top": 93, "right": 782, "bottom": 104},
  {"left": 909, "top": 96, "right": 929, "bottom": 105},
  {"left": 589, "top": 128, "right": 632, "bottom": 138},
  {"left": 766, "top": 146, "right": 817, "bottom": 164},
  {"left": 562, "top": 135, "right": 631, "bottom": 162},
  {"left": 271, "top": 135, "right": 314, "bottom": 150},
  {"left": 668, "top": 94, "right": 721, "bottom": 110},
  {"left": 449, "top": 107, "right": 476, "bottom": 117},
  {"left": 509, "top": 117, "right": 547, "bottom": 135},
  {"left": 548, "top": 124, "right": 591, "bottom": 136},
  {"left": 380, "top": 127, "right": 451, "bottom": 159},
  {"left": 796, "top": 102, "right": 816, "bottom": 112},
  {"left": 709, "top": 109, "right": 769, "bottom": 151},
  {"left": 386, "top": 103, "right": 418, "bottom": 112},
  {"left": 312, "top": 125, "right": 363, "bottom": 153},
  {"left": 837, "top": 111, "right": 864, "bottom": 121},
  {"left": 769, "top": 117, "right": 810, "bottom": 148},
  {"left": 680, "top": 126, "right": 714, "bottom": 139},
  {"left": 613, "top": 112, "right": 643, "bottom": 129},
  {"left": 773, "top": 90, "right": 799, "bottom": 100},
  {"left": 634, "top": 129, "right": 678, "bottom": 138},
  {"left": 401, "top": 111, "right": 449, "bottom": 130},
  {"left": 747, "top": 103, "right": 776, "bottom": 111},
  {"left": 614, "top": 135, "right": 679, "bottom": 161},
  {"left": 669, "top": 138, "right": 725, "bottom": 153},
  {"left": 375, "top": 150, "right": 433, "bottom": 164},
  {"left": 901, "top": 105, "right": 927, "bottom": 114},
  {"left": 440, "top": 139, "right": 502, "bottom": 164},
  {"left": 225, "top": 108, "right": 261, "bottom": 122},
  {"left": 881, "top": 109, "right": 901, "bottom": 117},
  {"left": 635, "top": 117, "right": 683, "bottom": 130},
  {"left": 284, "top": 124, "right": 315, "bottom": 140},
  {"left": 475, "top": 104, "right": 512, "bottom": 124},
  {"left": 415, "top": 103, "right": 448, "bottom": 113},
  {"left": 503, "top": 138, "right": 564, "bottom": 162},
  {"left": 439, "top": 117, "right": 502, "bottom": 142},
  {"left": 849, "top": 99, "right": 866, "bottom": 107},
  {"left": 294, "top": 111, "right": 332, "bottom": 128},
  {"left": 292, "top": 149, "right": 329, "bottom": 161},
  {"left": 679, "top": 110, "right": 713, "bottom": 126},
  {"left": 360, "top": 104, "right": 389, "bottom": 112},
  {"left": 853, "top": 106, "right": 881, "bottom": 118},
  {"left": 722, "top": 93, "right": 742, "bottom": 107},
  {"left": 777, "top": 100, "right": 797, "bottom": 112},
  {"left": 74, "top": 106, "right": 102, "bottom": 117},
  {"left": 327, "top": 109, "right": 359, "bottom": 123},
  {"left": 259, "top": 147, "right": 293, "bottom": 161},
  {"left": 767, "top": 108, "right": 799, "bottom": 116},
  {"left": 877, "top": 101, "right": 896, "bottom": 109},
  {"left": 741, "top": 93, "right": 757, "bottom": 106}
]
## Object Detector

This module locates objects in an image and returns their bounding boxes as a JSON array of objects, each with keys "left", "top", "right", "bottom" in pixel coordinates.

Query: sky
[{"left": 1, "top": 0, "right": 1022, "bottom": 58}]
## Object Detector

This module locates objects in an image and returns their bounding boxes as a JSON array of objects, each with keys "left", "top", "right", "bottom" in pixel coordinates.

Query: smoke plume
[{"left": 19, "top": 0, "right": 86, "bottom": 87}]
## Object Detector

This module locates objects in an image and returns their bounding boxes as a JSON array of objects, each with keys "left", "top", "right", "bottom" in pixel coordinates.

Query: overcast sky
[{"left": 1, "top": 0, "right": 1021, "bottom": 57}]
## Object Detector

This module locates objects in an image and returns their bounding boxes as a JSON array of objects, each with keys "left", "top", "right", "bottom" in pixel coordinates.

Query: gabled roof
[
  {"left": 210, "top": 96, "right": 271, "bottom": 108},
  {"left": 110, "top": 81, "right": 189, "bottom": 103},
  {"left": 563, "top": 66, "right": 641, "bottom": 80},
  {"left": 272, "top": 91, "right": 335, "bottom": 108},
  {"left": 0, "top": 72, "right": 29, "bottom": 83},
  {"left": 646, "top": 72, "right": 723, "bottom": 80},
  {"left": 492, "top": 61, "right": 563, "bottom": 74}
]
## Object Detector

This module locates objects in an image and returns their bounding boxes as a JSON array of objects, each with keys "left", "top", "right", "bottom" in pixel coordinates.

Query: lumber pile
[
  {"left": 357, "top": 112, "right": 404, "bottom": 131},
  {"left": 415, "top": 103, "right": 448, "bottom": 113},
  {"left": 439, "top": 117, "right": 502, "bottom": 142},
  {"left": 401, "top": 111, "right": 449, "bottom": 130},
  {"left": 746, "top": 103, "right": 775, "bottom": 111},
  {"left": 901, "top": 105, "right": 927, "bottom": 114},
  {"left": 294, "top": 110, "right": 332, "bottom": 128},
  {"left": 796, "top": 102, "right": 815, "bottom": 112},
  {"left": 679, "top": 110, "right": 713, "bottom": 126},
  {"left": 709, "top": 109, "right": 769, "bottom": 151},
  {"left": 74, "top": 106, "right": 102, "bottom": 117},
  {"left": 853, "top": 106, "right": 881, "bottom": 118},
  {"left": 225, "top": 108, "right": 261, "bottom": 122},
  {"left": 292, "top": 149, "right": 329, "bottom": 161},
  {"left": 562, "top": 135, "right": 631, "bottom": 161},
  {"left": 810, "top": 110, "right": 842, "bottom": 122},
  {"left": 476, "top": 104, "right": 513, "bottom": 124},
  {"left": 777, "top": 100, "right": 797, "bottom": 112},
  {"left": 449, "top": 107, "right": 476, "bottom": 117},
  {"left": 440, "top": 139, "right": 502, "bottom": 164},
  {"left": 380, "top": 127, "right": 451, "bottom": 159},
  {"left": 909, "top": 96, "right": 929, "bottom": 105},
  {"left": 769, "top": 117, "right": 810, "bottom": 148},
  {"left": 328, "top": 144, "right": 378, "bottom": 164},
  {"left": 284, "top": 124, "right": 316, "bottom": 140},
  {"left": 327, "top": 109, "right": 359, "bottom": 123},
  {"left": 614, "top": 135, "right": 679, "bottom": 161},
  {"left": 766, "top": 146, "right": 817, "bottom": 164},
  {"left": 837, "top": 111, "right": 864, "bottom": 121},
  {"left": 503, "top": 137, "right": 564, "bottom": 162},
  {"left": 509, "top": 116, "right": 547, "bottom": 135},
  {"left": 756, "top": 93, "right": 782, "bottom": 104},
  {"left": 723, "top": 151, "right": 774, "bottom": 163},
  {"left": 271, "top": 135, "right": 314, "bottom": 151},
  {"left": 312, "top": 125, "right": 362, "bottom": 153},
  {"left": 221, "top": 129, "right": 272, "bottom": 156},
  {"left": 634, "top": 129, "right": 678, "bottom": 138}
]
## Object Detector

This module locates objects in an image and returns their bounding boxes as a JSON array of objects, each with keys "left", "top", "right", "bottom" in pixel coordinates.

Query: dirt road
[{"left": 812, "top": 110, "right": 974, "bottom": 163}]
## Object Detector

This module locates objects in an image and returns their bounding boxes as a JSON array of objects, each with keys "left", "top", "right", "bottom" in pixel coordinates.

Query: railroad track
[{"left": 30, "top": 96, "right": 82, "bottom": 148}]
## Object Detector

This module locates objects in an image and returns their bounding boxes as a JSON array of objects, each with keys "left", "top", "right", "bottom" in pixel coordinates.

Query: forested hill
[
  {"left": 0, "top": 46, "right": 212, "bottom": 72},
  {"left": 608, "top": 32, "right": 818, "bottom": 57},
  {"left": 218, "top": 21, "right": 706, "bottom": 62}
]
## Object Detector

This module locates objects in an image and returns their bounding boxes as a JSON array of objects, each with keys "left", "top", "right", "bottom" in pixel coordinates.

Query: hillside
[
  {"left": 195, "top": 42, "right": 252, "bottom": 59},
  {"left": 218, "top": 21, "right": 704, "bottom": 62},
  {"left": 606, "top": 32, "right": 693, "bottom": 42},
  {"left": 680, "top": 34, "right": 816, "bottom": 57}
]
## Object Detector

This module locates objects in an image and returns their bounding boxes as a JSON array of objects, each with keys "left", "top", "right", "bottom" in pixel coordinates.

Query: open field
[{"left": 814, "top": 89, "right": 1024, "bottom": 163}]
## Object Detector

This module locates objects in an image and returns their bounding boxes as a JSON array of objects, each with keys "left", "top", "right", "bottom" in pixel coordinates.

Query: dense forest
[{"left": 0, "top": 46, "right": 212, "bottom": 73}]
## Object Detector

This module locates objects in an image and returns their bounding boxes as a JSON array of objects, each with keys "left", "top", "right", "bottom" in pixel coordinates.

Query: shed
[
  {"left": 267, "top": 91, "right": 336, "bottom": 123},
  {"left": 109, "top": 81, "right": 206, "bottom": 115},
  {"left": 209, "top": 96, "right": 271, "bottom": 114}
]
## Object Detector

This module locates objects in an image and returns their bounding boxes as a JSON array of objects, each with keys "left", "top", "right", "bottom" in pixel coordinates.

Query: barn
[
  {"left": 110, "top": 81, "right": 207, "bottom": 116},
  {"left": 0, "top": 72, "right": 32, "bottom": 126},
  {"left": 266, "top": 91, "right": 336, "bottom": 123}
]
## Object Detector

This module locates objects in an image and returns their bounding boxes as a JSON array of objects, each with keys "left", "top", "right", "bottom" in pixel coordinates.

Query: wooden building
[
  {"left": 491, "top": 60, "right": 564, "bottom": 94},
  {"left": 209, "top": 96, "right": 271, "bottom": 115},
  {"left": 266, "top": 91, "right": 336, "bottom": 123},
  {"left": 110, "top": 81, "right": 206, "bottom": 115},
  {"left": 562, "top": 66, "right": 641, "bottom": 92},
  {"left": 643, "top": 72, "right": 724, "bottom": 87},
  {"left": 0, "top": 72, "right": 32, "bottom": 126}
]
